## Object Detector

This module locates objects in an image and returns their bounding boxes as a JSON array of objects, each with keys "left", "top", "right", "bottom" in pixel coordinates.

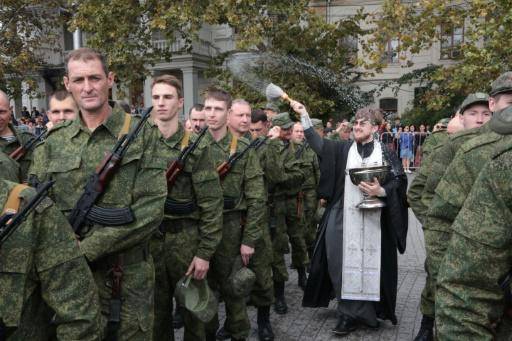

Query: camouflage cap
[
  {"left": 489, "top": 105, "right": 512, "bottom": 134},
  {"left": 310, "top": 118, "right": 324, "bottom": 129},
  {"left": 263, "top": 102, "right": 279, "bottom": 112},
  {"left": 459, "top": 92, "right": 489, "bottom": 114},
  {"left": 490, "top": 71, "right": 512, "bottom": 97},
  {"left": 174, "top": 276, "right": 218, "bottom": 323},
  {"left": 228, "top": 259, "right": 256, "bottom": 298},
  {"left": 272, "top": 112, "right": 294, "bottom": 129}
]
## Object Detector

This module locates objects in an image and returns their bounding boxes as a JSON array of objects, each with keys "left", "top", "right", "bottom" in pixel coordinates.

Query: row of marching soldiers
[
  {"left": 0, "top": 47, "right": 321, "bottom": 341},
  {"left": 408, "top": 72, "right": 512, "bottom": 341}
]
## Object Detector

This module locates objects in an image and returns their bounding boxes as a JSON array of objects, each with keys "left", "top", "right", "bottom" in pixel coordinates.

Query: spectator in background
[
  {"left": 381, "top": 122, "right": 394, "bottom": 151},
  {"left": 21, "top": 106, "right": 30, "bottom": 118},
  {"left": 414, "top": 124, "right": 428, "bottom": 168},
  {"left": 31, "top": 106, "right": 40, "bottom": 118},
  {"left": 392, "top": 117, "right": 402, "bottom": 133},
  {"left": 399, "top": 125, "right": 414, "bottom": 173},
  {"left": 394, "top": 126, "right": 402, "bottom": 153}
]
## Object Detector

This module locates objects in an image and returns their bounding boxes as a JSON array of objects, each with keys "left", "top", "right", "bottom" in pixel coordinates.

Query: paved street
[{"left": 178, "top": 175, "right": 426, "bottom": 340}]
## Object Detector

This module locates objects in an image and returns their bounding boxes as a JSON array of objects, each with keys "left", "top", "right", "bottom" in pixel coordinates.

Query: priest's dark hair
[{"left": 354, "top": 107, "right": 383, "bottom": 126}]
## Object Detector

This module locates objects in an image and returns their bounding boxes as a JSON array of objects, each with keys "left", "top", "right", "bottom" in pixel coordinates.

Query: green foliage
[{"left": 362, "top": 0, "right": 512, "bottom": 112}]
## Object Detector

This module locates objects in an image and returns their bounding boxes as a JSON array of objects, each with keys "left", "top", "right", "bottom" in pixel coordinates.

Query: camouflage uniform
[
  {"left": 417, "top": 127, "right": 480, "bottom": 318},
  {"left": 203, "top": 130, "right": 265, "bottom": 340},
  {"left": 28, "top": 104, "right": 167, "bottom": 340},
  {"left": 0, "top": 150, "right": 20, "bottom": 182},
  {"left": 436, "top": 143, "right": 512, "bottom": 340},
  {"left": 407, "top": 130, "right": 449, "bottom": 225},
  {"left": 0, "top": 179, "right": 102, "bottom": 340},
  {"left": 299, "top": 143, "right": 320, "bottom": 256},
  {"left": 150, "top": 123, "right": 223, "bottom": 341},
  {"left": 0, "top": 123, "right": 34, "bottom": 181}
]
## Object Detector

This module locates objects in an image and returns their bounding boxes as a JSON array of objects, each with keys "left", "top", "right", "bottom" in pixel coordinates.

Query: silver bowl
[{"left": 348, "top": 165, "right": 390, "bottom": 209}]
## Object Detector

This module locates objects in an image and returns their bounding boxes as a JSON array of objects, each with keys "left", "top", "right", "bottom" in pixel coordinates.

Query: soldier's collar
[
  {"left": 163, "top": 122, "right": 185, "bottom": 148},
  {"left": 73, "top": 103, "right": 125, "bottom": 138}
]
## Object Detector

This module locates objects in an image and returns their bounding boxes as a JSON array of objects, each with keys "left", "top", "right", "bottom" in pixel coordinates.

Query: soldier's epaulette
[
  {"left": 46, "top": 119, "right": 73, "bottom": 136},
  {"left": 459, "top": 131, "right": 502, "bottom": 154},
  {"left": 491, "top": 142, "right": 512, "bottom": 160}
]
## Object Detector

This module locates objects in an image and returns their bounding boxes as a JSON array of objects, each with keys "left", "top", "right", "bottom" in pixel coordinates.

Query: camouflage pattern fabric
[
  {"left": 150, "top": 123, "right": 223, "bottom": 341},
  {"left": 0, "top": 150, "right": 20, "bottom": 182},
  {"left": 417, "top": 128, "right": 479, "bottom": 318},
  {"left": 300, "top": 144, "right": 320, "bottom": 253},
  {"left": 0, "top": 124, "right": 34, "bottom": 181},
  {"left": 28, "top": 104, "right": 167, "bottom": 339},
  {"left": 0, "top": 180, "right": 102, "bottom": 340},
  {"left": 436, "top": 143, "right": 512, "bottom": 340},
  {"left": 203, "top": 130, "right": 265, "bottom": 339}
]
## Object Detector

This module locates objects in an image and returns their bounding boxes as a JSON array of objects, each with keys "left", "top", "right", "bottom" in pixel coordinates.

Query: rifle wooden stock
[
  {"left": 216, "top": 161, "right": 230, "bottom": 180},
  {"left": 9, "top": 130, "right": 47, "bottom": 161},
  {"left": 166, "top": 160, "right": 184, "bottom": 187},
  {"left": 9, "top": 146, "right": 25, "bottom": 161}
]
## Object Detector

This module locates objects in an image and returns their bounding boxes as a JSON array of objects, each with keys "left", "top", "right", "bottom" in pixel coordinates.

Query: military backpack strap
[{"left": 1, "top": 184, "right": 29, "bottom": 215}]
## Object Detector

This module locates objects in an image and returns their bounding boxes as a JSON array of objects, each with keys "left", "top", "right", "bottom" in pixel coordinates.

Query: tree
[
  {"left": 0, "top": 0, "right": 65, "bottom": 98},
  {"left": 361, "top": 0, "right": 512, "bottom": 114}
]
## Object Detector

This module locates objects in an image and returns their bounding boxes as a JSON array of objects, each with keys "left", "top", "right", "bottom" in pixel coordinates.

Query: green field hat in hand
[
  {"left": 228, "top": 257, "right": 256, "bottom": 298},
  {"left": 174, "top": 276, "right": 218, "bottom": 323}
]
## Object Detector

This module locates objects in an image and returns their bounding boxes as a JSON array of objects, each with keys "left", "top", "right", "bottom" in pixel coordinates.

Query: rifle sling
[{"left": 2, "top": 184, "right": 29, "bottom": 215}]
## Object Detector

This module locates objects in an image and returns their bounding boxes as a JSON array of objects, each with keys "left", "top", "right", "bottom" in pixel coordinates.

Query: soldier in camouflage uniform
[
  {"left": 435, "top": 142, "right": 512, "bottom": 340},
  {"left": 202, "top": 89, "right": 265, "bottom": 341},
  {"left": 149, "top": 75, "right": 223, "bottom": 341},
  {"left": 0, "top": 179, "right": 102, "bottom": 340},
  {"left": 291, "top": 122, "right": 320, "bottom": 261},
  {"left": 29, "top": 48, "right": 167, "bottom": 340},
  {"left": 411, "top": 94, "right": 492, "bottom": 341},
  {"left": 0, "top": 150, "right": 20, "bottom": 183},
  {"left": 0, "top": 90, "right": 35, "bottom": 181}
]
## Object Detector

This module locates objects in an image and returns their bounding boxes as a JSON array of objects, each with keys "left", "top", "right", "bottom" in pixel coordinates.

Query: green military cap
[
  {"left": 490, "top": 71, "right": 512, "bottom": 97},
  {"left": 437, "top": 118, "right": 451, "bottom": 128},
  {"left": 174, "top": 276, "right": 218, "bottom": 323},
  {"left": 272, "top": 112, "right": 294, "bottom": 129},
  {"left": 227, "top": 259, "right": 256, "bottom": 298},
  {"left": 263, "top": 102, "right": 279, "bottom": 112},
  {"left": 459, "top": 92, "right": 489, "bottom": 114},
  {"left": 489, "top": 105, "right": 512, "bottom": 134},
  {"left": 310, "top": 118, "right": 324, "bottom": 129}
]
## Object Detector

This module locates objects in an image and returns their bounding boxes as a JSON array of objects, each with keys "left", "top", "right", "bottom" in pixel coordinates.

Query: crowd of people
[{"left": 0, "top": 46, "right": 511, "bottom": 341}]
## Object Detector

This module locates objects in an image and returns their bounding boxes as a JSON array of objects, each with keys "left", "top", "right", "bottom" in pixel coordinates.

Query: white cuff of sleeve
[
  {"left": 301, "top": 112, "right": 313, "bottom": 130},
  {"left": 377, "top": 187, "right": 387, "bottom": 197}
]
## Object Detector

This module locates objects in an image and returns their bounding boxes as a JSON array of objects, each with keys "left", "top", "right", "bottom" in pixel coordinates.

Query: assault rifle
[
  {"left": 0, "top": 181, "right": 54, "bottom": 246},
  {"left": 9, "top": 129, "right": 47, "bottom": 161},
  {"left": 216, "top": 138, "right": 260, "bottom": 180},
  {"left": 67, "top": 107, "right": 153, "bottom": 238},
  {"left": 166, "top": 127, "right": 208, "bottom": 187}
]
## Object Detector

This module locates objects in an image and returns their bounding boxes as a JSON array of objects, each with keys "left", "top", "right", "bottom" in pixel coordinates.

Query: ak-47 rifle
[
  {"left": 166, "top": 127, "right": 208, "bottom": 187},
  {"left": 67, "top": 107, "right": 153, "bottom": 238},
  {"left": 9, "top": 129, "right": 47, "bottom": 161},
  {"left": 217, "top": 138, "right": 261, "bottom": 180},
  {"left": 0, "top": 181, "right": 54, "bottom": 246}
]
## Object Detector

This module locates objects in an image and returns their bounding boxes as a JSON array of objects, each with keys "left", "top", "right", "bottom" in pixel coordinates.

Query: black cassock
[{"left": 302, "top": 128, "right": 408, "bottom": 325}]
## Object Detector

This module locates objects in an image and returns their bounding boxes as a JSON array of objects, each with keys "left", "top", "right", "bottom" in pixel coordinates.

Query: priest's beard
[{"left": 353, "top": 129, "right": 373, "bottom": 144}]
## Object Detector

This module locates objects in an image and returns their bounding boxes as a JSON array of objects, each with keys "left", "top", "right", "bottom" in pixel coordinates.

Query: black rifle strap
[{"left": 105, "top": 255, "right": 124, "bottom": 341}]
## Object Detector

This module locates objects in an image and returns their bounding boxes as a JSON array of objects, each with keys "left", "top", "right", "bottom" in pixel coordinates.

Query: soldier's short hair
[
  {"left": 251, "top": 109, "right": 267, "bottom": 123},
  {"left": 354, "top": 107, "right": 383, "bottom": 126},
  {"left": 152, "top": 74, "right": 183, "bottom": 98},
  {"left": 204, "top": 87, "right": 232, "bottom": 109},
  {"left": 188, "top": 103, "right": 204, "bottom": 116},
  {"left": 49, "top": 90, "right": 72, "bottom": 103},
  {"left": 65, "top": 48, "right": 108, "bottom": 76}
]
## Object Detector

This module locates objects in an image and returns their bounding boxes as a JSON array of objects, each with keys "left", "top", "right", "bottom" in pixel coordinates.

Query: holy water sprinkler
[{"left": 266, "top": 83, "right": 293, "bottom": 103}]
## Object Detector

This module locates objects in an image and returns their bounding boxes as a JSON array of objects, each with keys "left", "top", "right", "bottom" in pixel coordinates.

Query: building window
[
  {"left": 440, "top": 24, "right": 464, "bottom": 59},
  {"left": 380, "top": 98, "right": 398, "bottom": 117},
  {"left": 383, "top": 39, "right": 399, "bottom": 64},
  {"left": 63, "top": 27, "right": 74, "bottom": 51}
]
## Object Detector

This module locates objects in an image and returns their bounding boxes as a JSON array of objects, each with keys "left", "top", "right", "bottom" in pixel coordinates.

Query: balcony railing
[{"left": 151, "top": 38, "right": 218, "bottom": 57}]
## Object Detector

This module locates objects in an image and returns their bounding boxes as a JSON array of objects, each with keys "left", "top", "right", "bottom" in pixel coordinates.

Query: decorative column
[
  {"left": 182, "top": 66, "right": 199, "bottom": 120},
  {"left": 143, "top": 74, "right": 154, "bottom": 108}
]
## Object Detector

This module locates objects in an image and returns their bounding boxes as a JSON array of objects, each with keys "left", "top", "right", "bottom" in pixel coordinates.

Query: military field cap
[
  {"left": 311, "top": 118, "right": 324, "bottom": 129},
  {"left": 174, "top": 276, "right": 218, "bottom": 323},
  {"left": 228, "top": 258, "right": 256, "bottom": 298},
  {"left": 490, "top": 71, "right": 512, "bottom": 97},
  {"left": 489, "top": 105, "right": 512, "bottom": 134},
  {"left": 459, "top": 92, "right": 489, "bottom": 114},
  {"left": 263, "top": 102, "right": 279, "bottom": 112},
  {"left": 437, "top": 118, "right": 451, "bottom": 128},
  {"left": 272, "top": 112, "right": 294, "bottom": 129}
]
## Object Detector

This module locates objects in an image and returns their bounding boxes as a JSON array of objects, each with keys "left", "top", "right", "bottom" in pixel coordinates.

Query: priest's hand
[
  {"left": 359, "top": 177, "right": 386, "bottom": 197},
  {"left": 289, "top": 100, "right": 309, "bottom": 116},
  {"left": 268, "top": 126, "right": 281, "bottom": 139}
]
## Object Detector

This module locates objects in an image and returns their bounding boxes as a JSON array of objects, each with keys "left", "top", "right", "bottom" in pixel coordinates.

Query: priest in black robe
[{"left": 290, "top": 101, "right": 408, "bottom": 335}]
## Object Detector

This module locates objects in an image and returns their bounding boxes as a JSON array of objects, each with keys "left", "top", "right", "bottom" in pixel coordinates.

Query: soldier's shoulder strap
[{"left": 492, "top": 141, "right": 512, "bottom": 160}]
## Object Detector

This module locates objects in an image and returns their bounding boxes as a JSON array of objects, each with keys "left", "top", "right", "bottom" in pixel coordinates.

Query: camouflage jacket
[
  {"left": 0, "top": 123, "right": 34, "bottom": 181},
  {"left": 427, "top": 123, "right": 512, "bottom": 232},
  {"left": 407, "top": 131, "right": 448, "bottom": 224},
  {"left": 28, "top": 104, "right": 166, "bottom": 262},
  {"left": 204, "top": 130, "right": 265, "bottom": 248},
  {"left": 0, "top": 150, "right": 20, "bottom": 182},
  {"left": 0, "top": 180, "right": 101, "bottom": 340},
  {"left": 158, "top": 123, "right": 223, "bottom": 261},
  {"left": 300, "top": 143, "right": 320, "bottom": 192},
  {"left": 274, "top": 140, "right": 309, "bottom": 197},
  {"left": 436, "top": 143, "right": 512, "bottom": 340},
  {"left": 421, "top": 130, "right": 448, "bottom": 158},
  {"left": 419, "top": 128, "right": 480, "bottom": 230}
]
